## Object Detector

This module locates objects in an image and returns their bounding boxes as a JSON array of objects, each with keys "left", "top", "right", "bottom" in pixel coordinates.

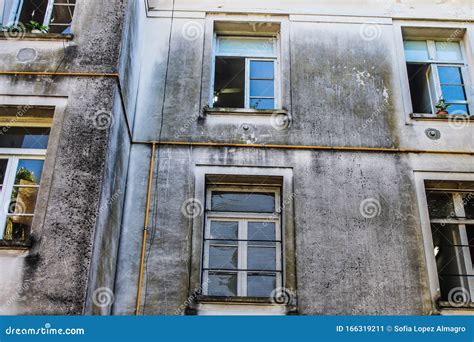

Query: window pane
[
  {"left": 19, "top": 0, "right": 48, "bottom": 25},
  {"left": 249, "top": 98, "right": 275, "bottom": 110},
  {"left": 15, "top": 160, "right": 44, "bottom": 185},
  {"left": 463, "top": 194, "right": 474, "bottom": 219},
  {"left": 211, "top": 192, "right": 275, "bottom": 213},
  {"left": 404, "top": 41, "right": 429, "bottom": 61},
  {"left": 213, "top": 57, "right": 245, "bottom": 108},
  {"left": 426, "top": 192, "right": 455, "bottom": 219},
  {"left": 438, "top": 66, "right": 463, "bottom": 85},
  {"left": 441, "top": 86, "right": 467, "bottom": 102},
  {"left": 217, "top": 37, "right": 275, "bottom": 56},
  {"left": 0, "top": 127, "right": 50, "bottom": 149},
  {"left": 210, "top": 221, "right": 238, "bottom": 240},
  {"left": 250, "top": 80, "right": 274, "bottom": 97},
  {"left": 9, "top": 187, "right": 39, "bottom": 215},
  {"left": 435, "top": 42, "right": 463, "bottom": 62},
  {"left": 247, "top": 274, "right": 276, "bottom": 297},
  {"left": 466, "top": 225, "right": 474, "bottom": 266},
  {"left": 3, "top": 216, "right": 32, "bottom": 242},
  {"left": 431, "top": 223, "right": 469, "bottom": 302},
  {"left": 250, "top": 61, "right": 274, "bottom": 79},
  {"left": 406, "top": 63, "right": 433, "bottom": 114},
  {"left": 248, "top": 222, "right": 276, "bottom": 241},
  {"left": 49, "top": 0, "right": 76, "bottom": 34},
  {"left": 209, "top": 245, "right": 238, "bottom": 269},
  {"left": 0, "top": 159, "right": 8, "bottom": 185},
  {"left": 208, "top": 272, "right": 237, "bottom": 296},
  {"left": 448, "top": 104, "right": 469, "bottom": 115},
  {"left": 248, "top": 246, "right": 276, "bottom": 270}
]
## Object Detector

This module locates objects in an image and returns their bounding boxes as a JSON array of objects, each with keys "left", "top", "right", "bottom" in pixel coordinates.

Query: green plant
[
  {"left": 15, "top": 167, "right": 35, "bottom": 184},
  {"left": 435, "top": 97, "right": 450, "bottom": 112},
  {"left": 25, "top": 21, "right": 49, "bottom": 33}
]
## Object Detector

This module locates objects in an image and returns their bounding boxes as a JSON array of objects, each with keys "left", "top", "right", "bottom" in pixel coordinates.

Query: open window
[
  {"left": 1, "top": 0, "right": 76, "bottom": 34},
  {"left": 424, "top": 181, "right": 474, "bottom": 307},
  {"left": 403, "top": 39, "right": 470, "bottom": 116},
  {"left": 0, "top": 106, "right": 53, "bottom": 243},
  {"left": 211, "top": 23, "right": 280, "bottom": 111}
]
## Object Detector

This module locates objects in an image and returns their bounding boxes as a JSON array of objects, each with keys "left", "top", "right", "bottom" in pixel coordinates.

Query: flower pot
[
  {"left": 30, "top": 29, "right": 42, "bottom": 33},
  {"left": 437, "top": 110, "right": 449, "bottom": 116}
]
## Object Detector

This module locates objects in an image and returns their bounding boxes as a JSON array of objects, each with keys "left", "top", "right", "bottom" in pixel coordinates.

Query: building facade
[{"left": 0, "top": 0, "right": 473, "bottom": 316}]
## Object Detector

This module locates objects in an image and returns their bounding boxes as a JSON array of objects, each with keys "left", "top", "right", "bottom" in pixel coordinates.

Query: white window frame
[
  {"left": 0, "top": 150, "right": 46, "bottom": 240},
  {"left": 202, "top": 185, "right": 283, "bottom": 297},
  {"left": 210, "top": 35, "right": 281, "bottom": 110},
  {"left": 404, "top": 39, "right": 470, "bottom": 115},
  {"left": 2, "top": 0, "right": 75, "bottom": 29},
  {"left": 427, "top": 189, "right": 474, "bottom": 301}
]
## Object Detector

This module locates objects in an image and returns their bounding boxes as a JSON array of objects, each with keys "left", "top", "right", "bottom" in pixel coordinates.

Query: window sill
[
  {"left": 189, "top": 296, "right": 295, "bottom": 316},
  {"left": 0, "top": 32, "right": 73, "bottom": 41},
  {"left": 438, "top": 301, "right": 474, "bottom": 310},
  {"left": 195, "top": 295, "right": 275, "bottom": 304},
  {"left": 203, "top": 107, "right": 288, "bottom": 117},
  {"left": 410, "top": 113, "right": 472, "bottom": 122}
]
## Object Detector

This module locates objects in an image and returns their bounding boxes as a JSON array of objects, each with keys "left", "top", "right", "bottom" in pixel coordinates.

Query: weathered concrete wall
[{"left": 0, "top": 0, "right": 127, "bottom": 314}]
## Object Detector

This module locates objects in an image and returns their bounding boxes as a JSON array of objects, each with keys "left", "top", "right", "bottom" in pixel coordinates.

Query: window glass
[
  {"left": 208, "top": 272, "right": 237, "bottom": 296},
  {"left": 463, "top": 194, "right": 474, "bottom": 219},
  {"left": 211, "top": 191, "right": 275, "bottom": 213},
  {"left": 404, "top": 40, "right": 429, "bottom": 61},
  {"left": 249, "top": 98, "right": 275, "bottom": 110},
  {"left": 217, "top": 37, "right": 276, "bottom": 56},
  {"left": 0, "top": 159, "right": 8, "bottom": 192},
  {"left": 15, "top": 160, "right": 44, "bottom": 185},
  {"left": 209, "top": 245, "right": 238, "bottom": 269},
  {"left": 248, "top": 245, "right": 276, "bottom": 270},
  {"left": 210, "top": 221, "right": 238, "bottom": 240},
  {"left": 49, "top": 0, "right": 76, "bottom": 34},
  {"left": 250, "top": 61, "right": 274, "bottom": 79},
  {"left": 248, "top": 222, "right": 276, "bottom": 241},
  {"left": 0, "top": 127, "right": 50, "bottom": 149},
  {"left": 426, "top": 192, "right": 455, "bottom": 219},
  {"left": 466, "top": 225, "right": 474, "bottom": 266},
  {"left": 247, "top": 274, "right": 276, "bottom": 297},
  {"left": 435, "top": 42, "right": 463, "bottom": 62},
  {"left": 18, "top": 0, "right": 48, "bottom": 25}
]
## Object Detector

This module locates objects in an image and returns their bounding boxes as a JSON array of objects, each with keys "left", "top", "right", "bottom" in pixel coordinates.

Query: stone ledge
[
  {"left": 410, "top": 113, "right": 472, "bottom": 122},
  {"left": 0, "top": 32, "right": 73, "bottom": 41}
]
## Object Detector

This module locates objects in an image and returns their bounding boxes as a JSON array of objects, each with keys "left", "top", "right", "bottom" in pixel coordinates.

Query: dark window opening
[
  {"left": 406, "top": 63, "right": 433, "bottom": 114},
  {"left": 213, "top": 57, "right": 245, "bottom": 109}
]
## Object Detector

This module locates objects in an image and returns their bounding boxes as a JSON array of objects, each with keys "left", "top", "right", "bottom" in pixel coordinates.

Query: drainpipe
[{"left": 135, "top": 143, "right": 156, "bottom": 315}]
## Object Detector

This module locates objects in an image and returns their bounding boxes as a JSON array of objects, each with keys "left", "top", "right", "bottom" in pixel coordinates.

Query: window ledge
[
  {"left": 410, "top": 113, "right": 472, "bottom": 121},
  {"left": 438, "top": 301, "right": 474, "bottom": 310},
  {"left": 0, "top": 32, "right": 73, "bottom": 41},
  {"left": 195, "top": 295, "right": 275, "bottom": 304},
  {"left": 0, "top": 239, "right": 31, "bottom": 250},
  {"left": 203, "top": 107, "right": 288, "bottom": 117}
]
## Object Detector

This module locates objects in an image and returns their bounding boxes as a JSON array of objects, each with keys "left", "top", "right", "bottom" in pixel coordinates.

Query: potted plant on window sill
[
  {"left": 25, "top": 21, "right": 49, "bottom": 34},
  {"left": 435, "top": 97, "right": 450, "bottom": 117}
]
